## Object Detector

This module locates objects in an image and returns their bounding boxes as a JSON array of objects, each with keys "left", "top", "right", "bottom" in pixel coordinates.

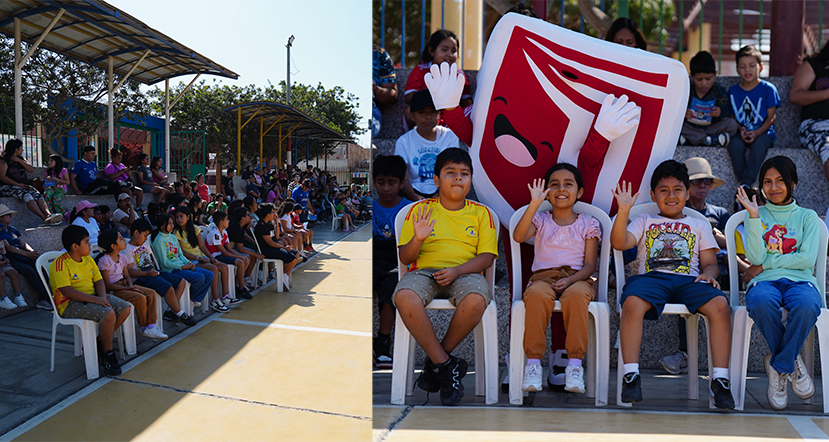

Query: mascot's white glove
[
  {"left": 424, "top": 62, "right": 465, "bottom": 110},
  {"left": 593, "top": 94, "right": 641, "bottom": 142}
]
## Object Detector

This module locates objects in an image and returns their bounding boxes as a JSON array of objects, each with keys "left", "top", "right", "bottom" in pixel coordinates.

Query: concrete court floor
[
  {"left": 374, "top": 363, "right": 829, "bottom": 441},
  {"left": 3, "top": 225, "right": 372, "bottom": 442}
]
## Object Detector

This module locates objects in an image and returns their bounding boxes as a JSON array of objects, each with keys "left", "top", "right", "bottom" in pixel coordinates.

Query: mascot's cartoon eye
[
  {"left": 540, "top": 141, "right": 554, "bottom": 153},
  {"left": 493, "top": 96, "right": 507, "bottom": 105},
  {"left": 561, "top": 70, "right": 578, "bottom": 81},
  {"left": 494, "top": 113, "right": 538, "bottom": 167}
]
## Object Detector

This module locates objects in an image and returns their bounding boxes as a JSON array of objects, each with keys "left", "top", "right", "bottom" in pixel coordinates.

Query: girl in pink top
[{"left": 511, "top": 163, "right": 600, "bottom": 395}]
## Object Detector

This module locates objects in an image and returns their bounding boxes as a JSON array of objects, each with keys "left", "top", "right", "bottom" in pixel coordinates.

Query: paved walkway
[{"left": 2, "top": 224, "right": 371, "bottom": 441}]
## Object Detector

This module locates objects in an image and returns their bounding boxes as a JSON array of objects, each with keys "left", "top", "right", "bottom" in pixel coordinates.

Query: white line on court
[
  {"left": 214, "top": 317, "right": 371, "bottom": 337},
  {"left": 788, "top": 416, "right": 829, "bottom": 440}
]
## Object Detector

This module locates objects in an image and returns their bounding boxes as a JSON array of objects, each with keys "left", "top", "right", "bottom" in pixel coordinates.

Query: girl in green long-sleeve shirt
[
  {"left": 151, "top": 213, "right": 215, "bottom": 309},
  {"left": 736, "top": 156, "right": 823, "bottom": 411}
]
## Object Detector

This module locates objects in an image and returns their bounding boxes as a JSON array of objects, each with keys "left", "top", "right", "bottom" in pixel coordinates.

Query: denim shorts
[{"left": 620, "top": 272, "right": 725, "bottom": 319}]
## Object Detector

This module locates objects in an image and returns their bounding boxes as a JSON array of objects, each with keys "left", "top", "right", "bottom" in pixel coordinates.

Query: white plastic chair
[
  {"left": 331, "top": 204, "right": 343, "bottom": 231},
  {"left": 198, "top": 229, "right": 238, "bottom": 312},
  {"left": 507, "top": 201, "right": 611, "bottom": 406},
  {"left": 36, "top": 251, "right": 135, "bottom": 380},
  {"left": 613, "top": 203, "right": 717, "bottom": 408},
  {"left": 725, "top": 209, "right": 829, "bottom": 412},
  {"left": 390, "top": 201, "right": 500, "bottom": 405},
  {"left": 253, "top": 235, "right": 285, "bottom": 292}
]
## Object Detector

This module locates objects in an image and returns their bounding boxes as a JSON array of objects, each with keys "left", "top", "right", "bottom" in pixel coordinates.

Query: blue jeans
[
  {"left": 746, "top": 279, "right": 822, "bottom": 374},
  {"left": 727, "top": 132, "right": 773, "bottom": 186},
  {"left": 172, "top": 267, "right": 214, "bottom": 303}
]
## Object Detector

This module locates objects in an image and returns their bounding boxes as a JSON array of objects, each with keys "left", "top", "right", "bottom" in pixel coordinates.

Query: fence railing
[
  {"left": 375, "top": 0, "right": 829, "bottom": 75},
  {"left": 0, "top": 117, "right": 43, "bottom": 166}
]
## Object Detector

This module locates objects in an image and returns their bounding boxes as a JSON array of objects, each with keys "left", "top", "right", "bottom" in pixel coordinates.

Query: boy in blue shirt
[
  {"left": 372, "top": 155, "right": 411, "bottom": 369},
  {"left": 728, "top": 45, "right": 781, "bottom": 186},
  {"left": 70, "top": 145, "right": 124, "bottom": 196},
  {"left": 680, "top": 51, "right": 739, "bottom": 147}
]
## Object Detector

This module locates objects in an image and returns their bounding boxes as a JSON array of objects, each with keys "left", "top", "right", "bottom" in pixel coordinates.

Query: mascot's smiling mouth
[{"left": 493, "top": 113, "right": 553, "bottom": 167}]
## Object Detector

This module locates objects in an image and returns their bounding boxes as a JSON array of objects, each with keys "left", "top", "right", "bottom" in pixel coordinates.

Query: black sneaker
[
  {"left": 237, "top": 288, "right": 253, "bottom": 299},
  {"left": 415, "top": 359, "right": 441, "bottom": 393},
  {"left": 101, "top": 350, "right": 122, "bottom": 376},
  {"left": 621, "top": 372, "right": 643, "bottom": 403},
  {"left": 711, "top": 377, "right": 735, "bottom": 410},
  {"left": 373, "top": 335, "right": 392, "bottom": 369},
  {"left": 435, "top": 355, "right": 468, "bottom": 406},
  {"left": 223, "top": 296, "right": 243, "bottom": 306},
  {"left": 179, "top": 312, "right": 196, "bottom": 326},
  {"left": 163, "top": 309, "right": 181, "bottom": 323}
]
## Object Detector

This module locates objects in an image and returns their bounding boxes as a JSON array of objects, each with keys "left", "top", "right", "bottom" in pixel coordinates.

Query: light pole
[
  {"left": 286, "top": 35, "right": 294, "bottom": 104},
  {"left": 286, "top": 35, "right": 295, "bottom": 167}
]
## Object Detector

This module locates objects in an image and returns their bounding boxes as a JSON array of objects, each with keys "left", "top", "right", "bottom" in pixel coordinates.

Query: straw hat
[
  {"left": 0, "top": 204, "right": 17, "bottom": 217},
  {"left": 684, "top": 157, "right": 724, "bottom": 189}
]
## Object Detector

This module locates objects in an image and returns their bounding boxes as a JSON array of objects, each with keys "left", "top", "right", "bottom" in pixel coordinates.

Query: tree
[
  {"left": 149, "top": 78, "right": 363, "bottom": 167},
  {"left": 0, "top": 36, "right": 151, "bottom": 161}
]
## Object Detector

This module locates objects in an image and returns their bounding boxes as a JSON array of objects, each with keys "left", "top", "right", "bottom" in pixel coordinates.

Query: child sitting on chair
[
  {"left": 513, "top": 164, "right": 600, "bottom": 394},
  {"left": 610, "top": 159, "right": 734, "bottom": 409},
  {"left": 393, "top": 148, "right": 497, "bottom": 406}
]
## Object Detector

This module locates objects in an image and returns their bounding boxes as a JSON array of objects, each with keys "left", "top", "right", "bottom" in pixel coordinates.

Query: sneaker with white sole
[
  {"left": 522, "top": 362, "right": 542, "bottom": 392},
  {"left": 791, "top": 354, "right": 815, "bottom": 400},
  {"left": 283, "top": 273, "right": 291, "bottom": 290},
  {"left": 45, "top": 213, "right": 63, "bottom": 225},
  {"left": 679, "top": 135, "right": 687, "bottom": 145},
  {"left": 140, "top": 326, "right": 168, "bottom": 340},
  {"left": 718, "top": 132, "right": 731, "bottom": 147},
  {"left": 547, "top": 349, "right": 568, "bottom": 390},
  {"left": 12, "top": 294, "right": 27, "bottom": 308},
  {"left": 564, "top": 365, "right": 586, "bottom": 394},
  {"left": 222, "top": 295, "right": 242, "bottom": 306},
  {"left": 36, "top": 299, "right": 53, "bottom": 310},
  {"left": 765, "top": 354, "right": 788, "bottom": 410},
  {"left": 659, "top": 350, "right": 688, "bottom": 375},
  {"left": 210, "top": 299, "right": 229, "bottom": 312},
  {"left": 0, "top": 296, "right": 16, "bottom": 310}
]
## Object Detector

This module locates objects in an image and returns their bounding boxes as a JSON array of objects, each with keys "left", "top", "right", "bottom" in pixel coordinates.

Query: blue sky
[{"left": 107, "top": 0, "right": 371, "bottom": 148}]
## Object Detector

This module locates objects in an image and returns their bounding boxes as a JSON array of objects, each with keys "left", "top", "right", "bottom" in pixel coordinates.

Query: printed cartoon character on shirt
[
  {"left": 644, "top": 221, "right": 695, "bottom": 274},
  {"left": 763, "top": 224, "right": 797, "bottom": 255},
  {"left": 164, "top": 240, "right": 179, "bottom": 261},
  {"left": 467, "top": 14, "right": 688, "bottom": 222}
]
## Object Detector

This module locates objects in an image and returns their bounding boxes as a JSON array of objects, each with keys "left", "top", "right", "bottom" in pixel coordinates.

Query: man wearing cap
[
  {"left": 112, "top": 193, "right": 137, "bottom": 238},
  {"left": 395, "top": 88, "right": 461, "bottom": 201},
  {"left": 658, "top": 157, "right": 731, "bottom": 376}
]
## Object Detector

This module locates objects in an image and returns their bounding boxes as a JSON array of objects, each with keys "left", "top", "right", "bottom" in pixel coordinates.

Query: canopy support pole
[
  {"left": 108, "top": 56, "right": 114, "bottom": 152},
  {"left": 165, "top": 79, "right": 171, "bottom": 171},
  {"left": 237, "top": 107, "right": 242, "bottom": 172},
  {"left": 14, "top": 18, "right": 21, "bottom": 139}
]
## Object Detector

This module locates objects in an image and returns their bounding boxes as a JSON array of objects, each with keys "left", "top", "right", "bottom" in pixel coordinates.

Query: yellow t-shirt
[
  {"left": 398, "top": 198, "right": 498, "bottom": 270},
  {"left": 175, "top": 230, "right": 205, "bottom": 258},
  {"left": 735, "top": 229, "right": 745, "bottom": 255},
  {"left": 49, "top": 253, "right": 102, "bottom": 316}
]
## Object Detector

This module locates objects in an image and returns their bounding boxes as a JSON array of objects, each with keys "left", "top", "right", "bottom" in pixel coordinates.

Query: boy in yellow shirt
[
  {"left": 50, "top": 225, "right": 132, "bottom": 376},
  {"left": 394, "top": 148, "right": 498, "bottom": 405}
]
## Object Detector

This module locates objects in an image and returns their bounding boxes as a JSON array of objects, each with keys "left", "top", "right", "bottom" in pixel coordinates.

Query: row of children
[
  {"left": 50, "top": 200, "right": 306, "bottom": 375},
  {"left": 373, "top": 148, "right": 821, "bottom": 412}
]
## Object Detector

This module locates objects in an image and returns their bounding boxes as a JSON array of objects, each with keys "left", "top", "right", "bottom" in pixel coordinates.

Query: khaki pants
[
  {"left": 523, "top": 267, "right": 595, "bottom": 360},
  {"left": 111, "top": 280, "right": 158, "bottom": 327}
]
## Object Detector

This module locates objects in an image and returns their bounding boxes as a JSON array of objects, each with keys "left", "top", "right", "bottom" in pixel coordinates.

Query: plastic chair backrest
[
  {"left": 725, "top": 209, "right": 828, "bottom": 308},
  {"left": 35, "top": 251, "right": 67, "bottom": 312},
  {"left": 507, "top": 201, "right": 612, "bottom": 304},
  {"left": 612, "top": 203, "right": 711, "bottom": 313},
  {"left": 394, "top": 200, "right": 500, "bottom": 280}
]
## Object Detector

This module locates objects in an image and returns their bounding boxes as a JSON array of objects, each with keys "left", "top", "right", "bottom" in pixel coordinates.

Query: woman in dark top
[
  {"left": 136, "top": 153, "right": 170, "bottom": 202},
  {"left": 791, "top": 41, "right": 829, "bottom": 182},
  {"left": 0, "top": 139, "right": 62, "bottom": 225}
]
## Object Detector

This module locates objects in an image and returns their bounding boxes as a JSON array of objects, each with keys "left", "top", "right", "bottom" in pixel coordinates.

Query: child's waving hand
[
  {"left": 412, "top": 206, "right": 437, "bottom": 241},
  {"left": 528, "top": 178, "right": 549, "bottom": 206},
  {"left": 612, "top": 180, "right": 640, "bottom": 212},
  {"left": 736, "top": 185, "right": 760, "bottom": 218}
]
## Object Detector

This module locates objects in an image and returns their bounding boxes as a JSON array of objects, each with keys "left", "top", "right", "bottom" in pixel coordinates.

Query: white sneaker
[
  {"left": 210, "top": 299, "right": 229, "bottom": 313},
  {"left": 244, "top": 277, "right": 254, "bottom": 287},
  {"left": 765, "top": 354, "right": 788, "bottom": 410},
  {"left": 522, "top": 363, "right": 543, "bottom": 392},
  {"left": 12, "top": 294, "right": 27, "bottom": 308},
  {"left": 45, "top": 213, "right": 63, "bottom": 225},
  {"left": 140, "top": 326, "right": 168, "bottom": 340},
  {"left": 564, "top": 365, "right": 586, "bottom": 394},
  {"left": 791, "top": 354, "right": 815, "bottom": 400},
  {"left": 679, "top": 135, "right": 687, "bottom": 145},
  {"left": 0, "top": 296, "right": 16, "bottom": 309},
  {"left": 283, "top": 273, "right": 291, "bottom": 290},
  {"left": 193, "top": 301, "right": 202, "bottom": 308}
]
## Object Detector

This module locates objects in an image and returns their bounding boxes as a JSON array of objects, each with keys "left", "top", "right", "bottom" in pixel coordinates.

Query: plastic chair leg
[
  {"left": 50, "top": 318, "right": 58, "bottom": 372},
  {"left": 508, "top": 302, "right": 525, "bottom": 405},
  {"left": 122, "top": 308, "right": 137, "bottom": 356},
  {"left": 815, "top": 310, "right": 829, "bottom": 413},
  {"left": 180, "top": 282, "right": 194, "bottom": 317},
  {"left": 595, "top": 303, "right": 610, "bottom": 407},
  {"left": 155, "top": 292, "right": 164, "bottom": 333},
  {"left": 685, "top": 314, "right": 700, "bottom": 400},
  {"left": 701, "top": 315, "right": 715, "bottom": 409},
  {"left": 481, "top": 301, "right": 499, "bottom": 404},
  {"left": 405, "top": 333, "right": 416, "bottom": 395},
  {"left": 615, "top": 333, "right": 631, "bottom": 408},
  {"left": 587, "top": 314, "right": 597, "bottom": 400},
  {"left": 730, "top": 307, "right": 753, "bottom": 411},
  {"left": 390, "top": 311, "right": 410, "bottom": 405},
  {"left": 80, "top": 321, "right": 99, "bottom": 380}
]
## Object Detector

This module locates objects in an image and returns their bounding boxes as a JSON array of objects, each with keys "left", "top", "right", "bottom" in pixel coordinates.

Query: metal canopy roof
[
  {"left": 0, "top": 0, "right": 238, "bottom": 85},
  {"left": 223, "top": 102, "right": 351, "bottom": 143}
]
